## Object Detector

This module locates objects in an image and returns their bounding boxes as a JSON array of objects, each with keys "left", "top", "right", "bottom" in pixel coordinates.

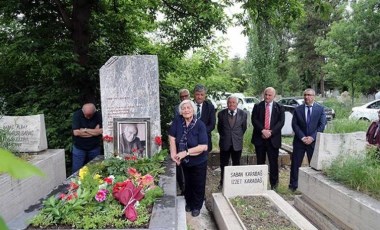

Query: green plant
[
  {"left": 324, "top": 148, "right": 380, "bottom": 200},
  {"left": 324, "top": 118, "right": 369, "bottom": 133},
  {"left": 30, "top": 150, "right": 167, "bottom": 229}
]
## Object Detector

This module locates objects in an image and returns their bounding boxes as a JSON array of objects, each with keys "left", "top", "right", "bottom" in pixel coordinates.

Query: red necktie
[{"left": 265, "top": 103, "right": 270, "bottom": 129}]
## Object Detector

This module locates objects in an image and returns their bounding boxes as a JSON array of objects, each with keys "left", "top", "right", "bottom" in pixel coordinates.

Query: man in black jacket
[
  {"left": 193, "top": 84, "right": 216, "bottom": 152},
  {"left": 251, "top": 87, "right": 285, "bottom": 190},
  {"left": 218, "top": 95, "right": 247, "bottom": 188}
]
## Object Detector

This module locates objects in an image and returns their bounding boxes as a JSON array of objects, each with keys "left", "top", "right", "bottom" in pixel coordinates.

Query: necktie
[
  {"left": 229, "top": 110, "right": 234, "bottom": 116},
  {"left": 197, "top": 104, "right": 201, "bottom": 119},
  {"left": 264, "top": 103, "right": 270, "bottom": 129},
  {"left": 306, "top": 106, "right": 311, "bottom": 125}
]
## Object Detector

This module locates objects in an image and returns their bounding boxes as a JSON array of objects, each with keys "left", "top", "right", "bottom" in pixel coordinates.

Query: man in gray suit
[{"left": 217, "top": 95, "right": 247, "bottom": 188}]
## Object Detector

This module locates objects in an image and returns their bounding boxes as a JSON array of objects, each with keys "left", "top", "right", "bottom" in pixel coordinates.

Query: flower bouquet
[{"left": 30, "top": 150, "right": 167, "bottom": 229}]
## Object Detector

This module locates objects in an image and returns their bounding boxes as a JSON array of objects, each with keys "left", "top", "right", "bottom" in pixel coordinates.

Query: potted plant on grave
[{"left": 29, "top": 143, "right": 167, "bottom": 229}]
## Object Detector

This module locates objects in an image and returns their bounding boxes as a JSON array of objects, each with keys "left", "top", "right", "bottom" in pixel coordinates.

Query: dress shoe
[
  {"left": 288, "top": 185, "right": 297, "bottom": 192},
  {"left": 271, "top": 184, "right": 278, "bottom": 190},
  {"left": 217, "top": 183, "right": 223, "bottom": 190},
  {"left": 191, "top": 209, "right": 200, "bottom": 217},
  {"left": 185, "top": 205, "right": 191, "bottom": 212}
]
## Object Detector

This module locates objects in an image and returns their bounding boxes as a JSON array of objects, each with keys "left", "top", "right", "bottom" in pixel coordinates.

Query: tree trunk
[{"left": 72, "top": 0, "right": 94, "bottom": 67}]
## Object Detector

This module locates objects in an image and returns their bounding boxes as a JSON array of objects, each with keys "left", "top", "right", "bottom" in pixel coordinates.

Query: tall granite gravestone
[
  {"left": 0, "top": 114, "right": 48, "bottom": 152},
  {"left": 100, "top": 55, "right": 161, "bottom": 158}
]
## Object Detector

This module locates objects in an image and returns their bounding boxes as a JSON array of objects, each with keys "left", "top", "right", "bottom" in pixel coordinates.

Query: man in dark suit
[
  {"left": 218, "top": 96, "right": 247, "bottom": 188},
  {"left": 193, "top": 84, "right": 216, "bottom": 152},
  {"left": 289, "top": 88, "right": 327, "bottom": 191},
  {"left": 251, "top": 87, "right": 285, "bottom": 190}
]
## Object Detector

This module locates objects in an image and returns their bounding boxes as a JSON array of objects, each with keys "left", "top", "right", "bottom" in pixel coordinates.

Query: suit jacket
[
  {"left": 251, "top": 101, "right": 285, "bottom": 149},
  {"left": 197, "top": 100, "right": 216, "bottom": 151},
  {"left": 292, "top": 102, "right": 327, "bottom": 148},
  {"left": 217, "top": 108, "right": 247, "bottom": 151}
]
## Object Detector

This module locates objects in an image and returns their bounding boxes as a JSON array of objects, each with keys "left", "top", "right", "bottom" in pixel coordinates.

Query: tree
[
  {"left": 316, "top": 0, "right": 380, "bottom": 100},
  {"left": 292, "top": 0, "right": 344, "bottom": 96}
]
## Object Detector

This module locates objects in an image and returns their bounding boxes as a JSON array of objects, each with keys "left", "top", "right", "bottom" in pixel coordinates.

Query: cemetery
[
  {"left": 0, "top": 2, "right": 379, "bottom": 229},
  {"left": 0, "top": 55, "right": 379, "bottom": 230}
]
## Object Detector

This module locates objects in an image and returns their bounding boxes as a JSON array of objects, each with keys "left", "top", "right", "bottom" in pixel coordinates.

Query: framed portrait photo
[{"left": 114, "top": 118, "right": 150, "bottom": 158}]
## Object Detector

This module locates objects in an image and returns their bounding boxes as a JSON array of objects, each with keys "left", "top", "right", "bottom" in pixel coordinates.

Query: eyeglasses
[
  {"left": 180, "top": 94, "right": 189, "bottom": 98},
  {"left": 304, "top": 94, "right": 315, "bottom": 96}
]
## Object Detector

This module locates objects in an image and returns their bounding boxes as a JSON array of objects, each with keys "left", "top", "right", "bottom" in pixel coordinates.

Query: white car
[
  {"left": 349, "top": 99, "right": 380, "bottom": 121},
  {"left": 237, "top": 96, "right": 260, "bottom": 112}
]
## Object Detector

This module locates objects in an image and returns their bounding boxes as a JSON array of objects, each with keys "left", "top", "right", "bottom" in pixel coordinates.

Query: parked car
[
  {"left": 277, "top": 97, "right": 335, "bottom": 121},
  {"left": 349, "top": 99, "right": 380, "bottom": 121},
  {"left": 212, "top": 92, "right": 232, "bottom": 109},
  {"left": 236, "top": 96, "right": 260, "bottom": 112}
]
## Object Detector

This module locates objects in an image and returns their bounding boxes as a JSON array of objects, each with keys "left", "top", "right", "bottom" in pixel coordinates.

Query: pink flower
[
  {"left": 95, "top": 189, "right": 108, "bottom": 202},
  {"left": 154, "top": 136, "right": 162, "bottom": 146},
  {"left": 127, "top": 167, "right": 140, "bottom": 177},
  {"left": 140, "top": 174, "right": 154, "bottom": 187},
  {"left": 69, "top": 181, "right": 79, "bottom": 190}
]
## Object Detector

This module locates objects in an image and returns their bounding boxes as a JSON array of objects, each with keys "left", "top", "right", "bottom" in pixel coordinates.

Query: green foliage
[
  {"left": 322, "top": 98, "right": 352, "bottom": 119},
  {"left": 316, "top": 0, "right": 380, "bottom": 95},
  {"left": 102, "top": 149, "right": 167, "bottom": 178},
  {"left": 30, "top": 149, "right": 167, "bottom": 229},
  {"left": 324, "top": 148, "right": 380, "bottom": 200},
  {"left": 324, "top": 119, "right": 369, "bottom": 134}
]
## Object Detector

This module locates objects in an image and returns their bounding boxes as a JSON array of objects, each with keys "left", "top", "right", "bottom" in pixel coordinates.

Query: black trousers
[
  {"left": 182, "top": 161, "right": 207, "bottom": 210},
  {"left": 289, "top": 143, "right": 314, "bottom": 189},
  {"left": 176, "top": 165, "right": 185, "bottom": 193},
  {"left": 220, "top": 146, "right": 242, "bottom": 184},
  {"left": 255, "top": 140, "right": 279, "bottom": 187}
]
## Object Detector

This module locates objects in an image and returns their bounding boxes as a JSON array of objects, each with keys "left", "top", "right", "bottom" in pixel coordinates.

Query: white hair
[{"left": 179, "top": 99, "right": 197, "bottom": 116}]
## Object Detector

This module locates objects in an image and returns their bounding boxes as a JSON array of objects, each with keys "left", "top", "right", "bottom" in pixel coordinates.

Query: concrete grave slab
[
  {"left": 223, "top": 165, "right": 268, "bottom": 198},
  {"left": 310, "top": 132, "right": 367, "bottom": 170}
]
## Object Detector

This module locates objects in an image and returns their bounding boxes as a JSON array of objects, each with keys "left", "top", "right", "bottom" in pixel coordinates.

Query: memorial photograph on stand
[{"left": 114, "top": 118, "right": 150, "bottom": 158}]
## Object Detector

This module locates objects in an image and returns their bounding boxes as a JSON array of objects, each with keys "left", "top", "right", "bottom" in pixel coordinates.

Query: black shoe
[
  {"left": 191, "top": 209, "right": 200, "bottom": 217},
  {"left": 271, "top": 184, "right": 278, "bottom": 190},
  {"left": 185, "top": 205, "right": 191, "bottom": 212},
  {"left": 288, "top": 185, "right": 297, "bottom": 192},
  {"left": 218, "top": 183, "right": 223, "bottom": 190}
]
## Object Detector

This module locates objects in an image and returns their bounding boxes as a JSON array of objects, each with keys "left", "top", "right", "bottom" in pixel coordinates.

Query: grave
[
  {"left": 310, "top": 131, "right": 367, "bottom": 170},
  {"left": 0, "top": 114, "right": 47, "bottom": 152},
  {"left": 0, "top": 115, "right": 66, "bottom": 224},
  {"left": 212, "top": 165, "right": 316, "bottom": 230},
  {"left": 100, "top": 55, "right": 161, "bottom": 158}
]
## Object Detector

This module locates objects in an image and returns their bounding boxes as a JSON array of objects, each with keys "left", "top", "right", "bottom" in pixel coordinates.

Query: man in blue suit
[{"left": 289, "top": 88, "right": 327, "bottom": 191}]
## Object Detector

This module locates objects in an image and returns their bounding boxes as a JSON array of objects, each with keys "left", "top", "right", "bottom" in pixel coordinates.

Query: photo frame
[{"left": 113, "top": 118, "right": 150, "bottom": 158}]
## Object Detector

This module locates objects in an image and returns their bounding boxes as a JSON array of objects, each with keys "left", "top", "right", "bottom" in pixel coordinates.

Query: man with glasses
[
  {"left": 289, "top": 88, "right": 327, "bottom": 192},
  {"left": 175, "top": 89, "right": 190, "bottom": 117}
]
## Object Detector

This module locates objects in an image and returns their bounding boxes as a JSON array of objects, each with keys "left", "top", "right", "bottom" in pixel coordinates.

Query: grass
[
  {"left": 322, "top": 98, "right": 353, "bottom": 119},
  {"left": 324, "top": 148, "right": 380, "bottom": 200},
  {"left": 325, "top": 118, "right": 369, "bottom": 133}
]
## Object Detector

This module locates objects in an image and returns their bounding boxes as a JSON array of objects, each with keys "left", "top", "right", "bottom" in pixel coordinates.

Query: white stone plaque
[
  {"left": 223, "top": 165, "right": 268, "bottom": 198},
  {"left": 0, "top": 114, "right": 48, "bottom": 152},
  {"left": 282, "top": 111, "right": 294, "bottom": 136},
  {"left": 100, "top": 55, "right": 161, "bottom": 158}
]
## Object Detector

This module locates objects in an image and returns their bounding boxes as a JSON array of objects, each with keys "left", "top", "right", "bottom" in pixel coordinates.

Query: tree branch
[{"left": 52, "top": 0, "right": 73, "bottom": 31}]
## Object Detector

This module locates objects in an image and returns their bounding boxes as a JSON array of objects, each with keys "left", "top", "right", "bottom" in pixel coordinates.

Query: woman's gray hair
[{"left": 179, "top": 99, "right": 197, "bottom": 116}]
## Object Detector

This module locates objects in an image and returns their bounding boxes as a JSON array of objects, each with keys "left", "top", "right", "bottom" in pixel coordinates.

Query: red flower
[
  {"left": 112, "top": 180, "right": 145, "bottom": 222},
  {"left": 69, "top": 182, "right": 79, "bottom": 190},
  {"left": 131, "top": 148, "right": 138, "bottom": 153},
  {"left": 154, "top": 136, "right": 162, "bottom": 146},
  {"left": 104, "top": 176, "right": 114, "bottom": 185},
  {"left": 103, "top": 135, "right": 113, "bottom": 142},
  {"left": 125, "top": 155, "right": 138, "bottom": 161}
]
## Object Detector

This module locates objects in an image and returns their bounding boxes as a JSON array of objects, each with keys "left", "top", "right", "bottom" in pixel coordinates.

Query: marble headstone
[
  {"left": 223, "top": 165, "right": 268, "bottom": 198},
  {"left": 281, "top": 111, "right": 294, "bottom": 136},
  {"left": 0, "top": 114, "right": 48, "bottom": 152},
  {"left": 310, "top": 131, "right": 367, "bottom": 170},
  {"left": 100, "top": 55, "right": 161, "bottom": 158}
]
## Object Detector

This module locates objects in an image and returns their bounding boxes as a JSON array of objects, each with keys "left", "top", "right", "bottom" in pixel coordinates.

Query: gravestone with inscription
[
  {"left": 100, "top": 55, "right": 161, "bottom": 158},
  {"left": 0, "top": 114, "right": 47, "bottom": 152},
  {"left": 223, "top": 165, "right": 268, "bottom": 198}
]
